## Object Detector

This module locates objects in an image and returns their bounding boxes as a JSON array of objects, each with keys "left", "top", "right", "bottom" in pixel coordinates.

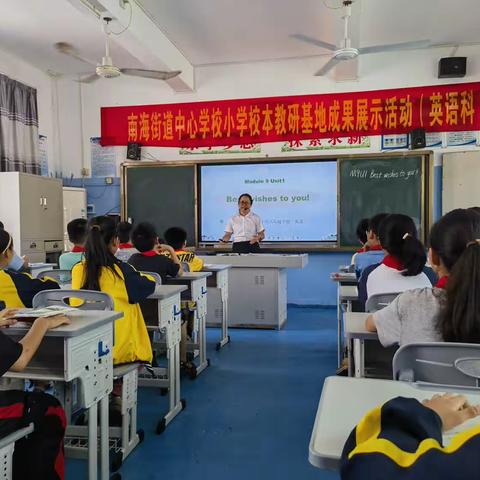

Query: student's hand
[
  {"left": 45, "top": 315, "right": 71, "bottom": 330},
  {"left": 423, "top": 393, "right": 480, "bottom": 431},
  {"left": 0, "top": 308, "right": 18, "bottom": 327},
  {"left": 22, "top": 255, "right": 29, "bottom": 268},
  {"left": 156, "top": 244, "right": 174, "bottom": 255}
]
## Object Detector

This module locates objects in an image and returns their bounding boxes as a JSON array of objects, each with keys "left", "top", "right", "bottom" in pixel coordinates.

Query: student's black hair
[
  {"left": 378, "top": 214, "right": 426, "bottom": 276},
  {"left": 0, "top": 221, "right": 4, "bottom": 229},
  {"left": 356, "top": 218, "right": 369, "bottom": 245},
  {"left": 431, "top": 209, "right": 480, "bottom": 342},
  {"left": 67, "top": 218, "right": 88, "bottom": 245},
  {"left": 164, "top": 227, "right": 187, "bottom": 251},
  {"left": 468, "top": 206, "right": 480, "bottom": 217},
  {"left": 82, "top": 216, "right": 120, "bottom": 291},
  {"left": 368, "top": 213, "right": 389, "bottom": 236},
  {"left": 131, "top": 222, "right": 157, "bottom": 253},
  {"left": 116, "top": 221, "right": 133, "bottom": 243},
  {"left": 0, "top": 229, "right": 12, "bottom": 255},
  {"left": 238, "top": 193, "right": 253, "bottom": 205}
]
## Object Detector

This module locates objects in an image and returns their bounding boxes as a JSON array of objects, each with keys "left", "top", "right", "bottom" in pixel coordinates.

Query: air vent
[
  {"left": 255, "top": 309, "right": 265, "bottom": 320},
  {"left": 254, "top": 275, "right": 265, "bottom": 285}
]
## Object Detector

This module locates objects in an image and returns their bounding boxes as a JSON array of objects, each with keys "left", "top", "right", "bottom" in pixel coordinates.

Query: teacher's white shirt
[{"left": 225, "top": 211, "right": 264, "bottom": 242}]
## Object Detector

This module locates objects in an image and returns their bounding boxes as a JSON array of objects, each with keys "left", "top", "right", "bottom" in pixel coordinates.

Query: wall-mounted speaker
[
  {"left": 410, "top": 128, "right": 426, "bottom": 150},
  {"left": 438, "top": 57, "right": 467, "bottom": 78},
  {"left": 126, "top": 142, "right": 141, "bottom": 160}
]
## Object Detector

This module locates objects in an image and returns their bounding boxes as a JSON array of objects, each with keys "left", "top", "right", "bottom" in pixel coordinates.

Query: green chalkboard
[
  {"left": 124, "top": 165, "right": 196, "bottom": 244},
  {"left": 339, "top": 155, "right": 427, "bottom": 246}
]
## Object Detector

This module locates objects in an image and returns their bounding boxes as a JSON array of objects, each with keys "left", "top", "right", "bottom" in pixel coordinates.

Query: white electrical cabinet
[
  {"left": 63, "top": 187, "right": 87, "bottom": 251},
  {"left": 0, "top": 172, "right": 63, "bottom": 262}
]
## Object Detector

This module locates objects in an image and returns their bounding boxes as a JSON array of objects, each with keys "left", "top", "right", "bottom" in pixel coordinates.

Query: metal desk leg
[
  {"left": 164, "top": 342, "right": 184, "bottom": 425},
  {"left": 100, "top": 395, "right": 109, "bottom": 480},
  {"left": 196, "top": 310, "right": 209, "bottom": 375},
  {"left": 216, "top": 287, "right": 230, "bottom": 351},
  {"left": 353, "top": 338, "right": 365, "bottom": 378},
  {"left": 337, "top": 284, "right": 342, "bottom": 367},
  {"left": 88, "top": 402, "right": 98, "bottom": 480}
]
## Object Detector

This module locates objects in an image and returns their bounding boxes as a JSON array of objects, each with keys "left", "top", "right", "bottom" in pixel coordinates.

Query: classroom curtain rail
[{"left": 0, "top": 73, "right": 40, "bottom": 174}]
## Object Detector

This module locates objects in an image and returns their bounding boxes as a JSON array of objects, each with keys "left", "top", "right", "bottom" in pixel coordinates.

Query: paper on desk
[{"left": 14, "top": 306, "right": 77, "bottom": 318}]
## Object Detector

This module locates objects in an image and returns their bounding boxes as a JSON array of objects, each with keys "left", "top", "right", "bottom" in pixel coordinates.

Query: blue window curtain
[{"left": 0, "top": 73, "right": 40, "bottom": 174}]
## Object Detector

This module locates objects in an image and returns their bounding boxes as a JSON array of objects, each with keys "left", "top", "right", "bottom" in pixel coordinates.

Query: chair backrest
[
  {"left": 181, "top": 262, "right": 190, "bottom": 272},
  {"left": 140, "top": 271, "right": 162, "bottom": 285},
  {"left": 33, "top": 289, "right": 114, "bottom": 311},
  {"left": 37, "top": 269, "right": 72, "bottom": 284},
  {"left": 365, "top": 292, "right": 400, "bottom": 313},
  {"left": 115, "top": 248, "right": 137, "bottom": 263},
  {"left": 393, "top": 342, "right": 480, "bottom": 388}
]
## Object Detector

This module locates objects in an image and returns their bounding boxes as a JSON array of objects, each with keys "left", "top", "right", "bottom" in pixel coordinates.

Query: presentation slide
[{"left": 200, "top": 161, "right": 337, "bottom": 242}]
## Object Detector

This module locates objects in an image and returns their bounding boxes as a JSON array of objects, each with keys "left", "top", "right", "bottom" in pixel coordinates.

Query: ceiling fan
[
  {"left": 55, "top": 16, "right": 181, "bottom": 83},
  {"left": 292, "top": 0, "right": 431, "bottom": 76}
]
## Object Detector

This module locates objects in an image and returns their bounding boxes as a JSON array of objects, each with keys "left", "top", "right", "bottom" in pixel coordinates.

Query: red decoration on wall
[{"left": 100, "top": 82, "right": 480, "bottom": 148}]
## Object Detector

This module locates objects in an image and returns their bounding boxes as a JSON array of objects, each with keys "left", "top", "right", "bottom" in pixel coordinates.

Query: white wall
[
  {"left": 0, "top": 47, "right": 61, "bottom": 174},
  {"left": 56, "top": 44, "right": 480, "bottom": 177}
]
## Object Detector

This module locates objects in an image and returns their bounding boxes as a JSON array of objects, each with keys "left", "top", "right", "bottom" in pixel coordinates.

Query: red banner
[{"left": 100, "top": 82, "right": 480, "bottom": 148}]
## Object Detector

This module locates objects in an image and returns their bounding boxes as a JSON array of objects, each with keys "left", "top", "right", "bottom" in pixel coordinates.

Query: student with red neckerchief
[
  {"left": 366, "top": 208, "right": 480, "bottom": 346},
  {"left": 365, "top": 214, "right": 432, "bottom": 299},
  {"left": 59, "top": 218, "right": 88, "bottom": 270}
]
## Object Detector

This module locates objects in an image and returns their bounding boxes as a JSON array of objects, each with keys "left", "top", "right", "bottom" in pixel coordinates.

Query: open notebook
[{"left": 13, "top": 305, "right": 76, "bottom": 318}]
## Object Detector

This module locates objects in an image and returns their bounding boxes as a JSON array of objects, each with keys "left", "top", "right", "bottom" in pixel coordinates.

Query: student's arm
[
  {"left": 11, "top": 271, "right": 60, "bottom": 308},
  {"left": 119, "top": 262, "right": 157, "bottom": 303},
  {"left": 341, "top": 395, "right": 480, "bottom": 479},
  {"left": 158, "top": 245, "right": 184, "bottom": 276},
  {"left": 11, "top": 315, "right": 71, "bottom": 372}
]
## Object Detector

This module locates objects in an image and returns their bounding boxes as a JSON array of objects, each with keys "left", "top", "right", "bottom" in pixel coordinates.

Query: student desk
[
  {"left": 3, "top": 310, "right": 119, "bottom": 480},
  {"left": 167, "top": 272, "right": 212, "bottom": 376},
  {"left": 344, "top": 312, "right": 377, "bottom": 377},
  {"left": 202, "top": 264, "right": 232, "bottom": 351},
  {"left": 309, "top": 376, "right": 480, "bottom": 470},
  {"left": 138, "top": 284, "right": 187, "bottom": 434},
  {"left": 198, "top": 254, "right": 308, "bottom": 329},
  {"left": 30, "top": 262, "right": 56, "bottom": 278},
  {"left": 335, "top": 285, "right": 359, "bottom": 367}
]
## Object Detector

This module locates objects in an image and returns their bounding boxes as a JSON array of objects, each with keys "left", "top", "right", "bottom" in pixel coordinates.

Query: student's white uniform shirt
[
  {"left": 366, "top": 263, "right": 432, "bottom": 299},
  {"left": 225, "top": 211, "right": 264, "bottom": 243}
]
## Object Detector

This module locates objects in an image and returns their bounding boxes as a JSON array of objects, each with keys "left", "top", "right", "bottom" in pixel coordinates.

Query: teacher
[{"left": 219, "top": 193, "right": 265, "bottom": 253}]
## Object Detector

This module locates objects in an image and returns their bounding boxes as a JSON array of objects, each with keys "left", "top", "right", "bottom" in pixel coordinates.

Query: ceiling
[{"left": 0, "top": 0, "right": 479, "bottom": 78}]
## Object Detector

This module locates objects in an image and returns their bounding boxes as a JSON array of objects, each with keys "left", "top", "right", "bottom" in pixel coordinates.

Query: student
[
  {"left": 0, "top": 222, "right": 28, "bottom": 272},
  {"left": 354, "top": 213, "right": 389, "bottom": 277},
  {"left": 0, "top": 308, "right": 70, "bottom": 480},
  {"left": 71, "top": 216, "right": 156, "bottom": 365},
  {"left": 115, "top": 221, "right": 137, "bottom": 262},
  {"left": 366, "top": 208, "right": 480, "bottom": 346},
  {"left": 350, "top": 218, "right": 370, "bottom": 266},
  {"left": 0, "top": 230, "right": 59, "bottom": 308},
  {"left": 129, "top": 222, "right": 183, "bottom": 283},
  {"left": 361, "top": 214, "right": 431, "bottom": 302},
  {"left": 164, "top": 227, "right": 204, "bottom": 272},
  {"left": 59, "top": 218, "right": 87, "bottom": 270},
  {"left": 341, "top": 393, "right": 480, "bottom": 479}
]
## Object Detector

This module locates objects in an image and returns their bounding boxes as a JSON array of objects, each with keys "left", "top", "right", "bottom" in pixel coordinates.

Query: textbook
[{"left": 13, "top": 305, "right": 76, "bottom": 318}]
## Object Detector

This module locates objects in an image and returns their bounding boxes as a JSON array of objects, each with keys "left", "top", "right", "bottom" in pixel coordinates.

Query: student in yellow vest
[
  {"left": 71, "top": 216, "right": 155, "bottom": 365},
  {"left": 164, "top": 227, "right": 204, "bottom": 272},
  {"left": 0, "top": 229, "right": 59, "bottom": 308}
]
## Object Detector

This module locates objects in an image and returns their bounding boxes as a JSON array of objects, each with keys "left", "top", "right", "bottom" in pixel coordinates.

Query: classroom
[{"left": 1, "top": 0, "right": 480, "bottom": 479}]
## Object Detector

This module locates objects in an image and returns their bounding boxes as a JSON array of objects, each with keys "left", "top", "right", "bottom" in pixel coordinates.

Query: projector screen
[{"left": 200, "top": 161, "right": 337, "bottom": 242}]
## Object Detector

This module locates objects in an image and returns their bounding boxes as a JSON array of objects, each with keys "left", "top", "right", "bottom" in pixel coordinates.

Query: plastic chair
[
  {"left": 365, "top": 292, "right": 400, "bottom": 313},
  {"left": 37, "top": 269, "right": 72, "bottom": 285},
  {"left": 32, "top": 289, "right": 114, "bottom": 311},
  {"left": 140, "top": 271, "right": 162, "bottom": 285},
  {"left": 0, "top": 423, "right": 34, "bottom": 480},
  {"left": 393, "top": 342, "right": 480, "bottom": 388}
]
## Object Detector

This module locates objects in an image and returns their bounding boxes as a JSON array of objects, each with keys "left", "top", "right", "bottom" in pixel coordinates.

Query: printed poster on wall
[
  {"left": 446, "top": 131, "right": 477, "bottom": 146},
  {"left": 38, "top": 135, "right": 48, "bottom": 176},
  {"left": 179, "top": 143, "right": 261, "bottom": 155},
  {"left": 382, "top": 134, "right": 409, "bottom": 150},
  {"left": 281, "top": 136, "right": 370, "bottom": 152},
  {"left": 90, "top": 137, "right": 117, "bottom": 177}
]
